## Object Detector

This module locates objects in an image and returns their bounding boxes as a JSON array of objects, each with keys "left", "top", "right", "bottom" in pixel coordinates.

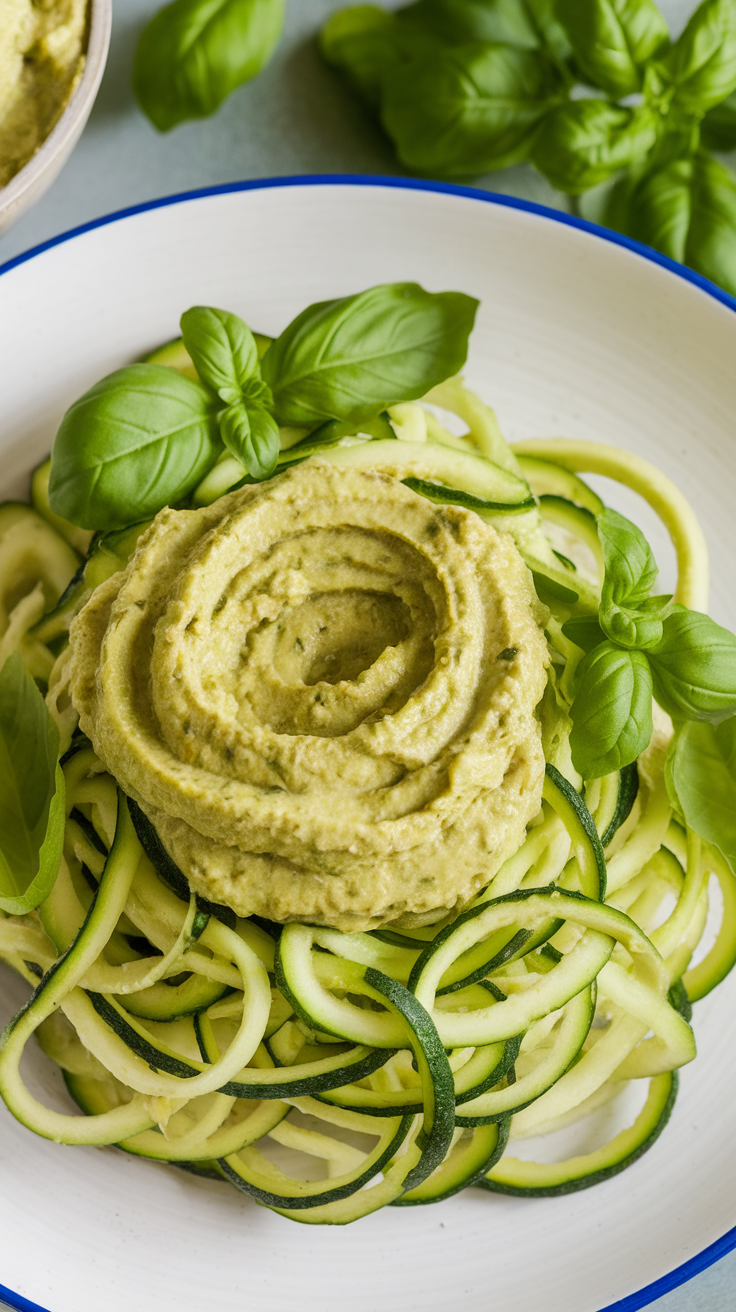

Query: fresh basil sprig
[
  {"left": 261, "top": 283, "right": 478, "bottom": 426},
  {"left": 321, "top": 0, "right": 736, "bottom": 297},
  {"left": 49, "top": 284, "right": 477, "bottom": 530},
  {"left": 180, "top": 306, "right": 279, "bottom": 479},
  {"left": 0, "top": 654, "right": 65, "bottom": 916},
  {"left": 134, "top": 0, "right": 284, "bottom": 132},
  {"left": 565, "top": 507, "right": 736, "bottom": 779}
]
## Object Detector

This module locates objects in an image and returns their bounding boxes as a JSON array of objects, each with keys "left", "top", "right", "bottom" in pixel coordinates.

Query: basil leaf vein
[{"left": 261, "top": 282, "right": 479, "bottom": 426}]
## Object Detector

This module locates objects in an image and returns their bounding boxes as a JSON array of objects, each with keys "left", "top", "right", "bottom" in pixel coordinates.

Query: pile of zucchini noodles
[{"left": 0, "top": 365, "right": 734, "bottom": 1224}]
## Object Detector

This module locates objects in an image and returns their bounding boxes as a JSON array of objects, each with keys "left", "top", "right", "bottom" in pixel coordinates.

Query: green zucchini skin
[
  {"left": 87, "top": 992, "right": 203, "bottom": 1080},
  {"left": 128, "top": 798, "right": 236, "bottom": 928},
  {"left": 479, "top": 1071, "right": 678, "bottom": 1197},
  {"left": 218, "top": 1113, "right": 413, "bottom": 1211},
  {"left": 363, "top": 968, "right": 455, "bottom": 1193},
  {"left": 114, "top": 975, "right": 232, "bottom": 1022},
  {"left": 401, "top": 476, "right": 535, "bottom": 515},
  {"left": 89, "top": 989, "right": 394, "bottom": 1099},
  {"left": 543, "top": 763, "right": 607, "bottom": 900},
  {"left": 600, "top": 764, "right": 639, "bottom": 849},
  {"left": 454, "top": 986, "right": 595, "bottom": 1127},
  {"left": 219, "top": 1045, "right": 393, "bottom": 1099},
  {"left": 516, "top": 456, "right": 604, "bottom": 514},
  {"left": 393, "top": 1119, "right": 510, "bottom": 1206}
]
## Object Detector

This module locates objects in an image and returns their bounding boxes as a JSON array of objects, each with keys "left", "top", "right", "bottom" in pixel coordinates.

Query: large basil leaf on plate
[
  {"left": 262, "top": 282, "right": 478, "bottom": 426},
  {"left": 0, "top": 654, "right": 65, "bottom": 916},
  {"left": 649, "top": 607, "right": 736, "bottom": 722},
  {"left": 570, "top": 641, "right": 654, "bottom": 779},
  {"left": 49, "top": 364, "right": 222, "bottom": 530}
]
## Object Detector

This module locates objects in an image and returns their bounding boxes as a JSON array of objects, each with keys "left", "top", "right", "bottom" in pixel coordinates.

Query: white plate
[{"left": 1, "top": 177, "right": 736, "bottom": 1312}]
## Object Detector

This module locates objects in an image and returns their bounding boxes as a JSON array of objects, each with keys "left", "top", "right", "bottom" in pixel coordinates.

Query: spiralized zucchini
[{"left": 0, "top": 378, "right": 733, "bottom": 1222}]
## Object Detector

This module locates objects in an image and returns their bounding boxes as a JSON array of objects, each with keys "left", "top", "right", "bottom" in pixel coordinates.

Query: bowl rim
[
  {"left": 0, "top": 172, "right": 735, "bottom": 1312},
  {"left": 0, "top": 0, "right": 112, "bottom": 217}
]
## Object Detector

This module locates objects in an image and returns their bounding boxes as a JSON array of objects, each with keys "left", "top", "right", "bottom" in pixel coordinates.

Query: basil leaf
[
  {"left": 380, "top": 42, "right": 563, "bottom": 180},
  {"left": 701, "top": 88, "right": 736, "bottom": 150},
  {"left": 665, "top": 718, "right": 736, "bottom": 872},
  {"left": 561, "top": 614, "right": 606, "bottom": 653},
  {"left": 556, "top": 0, "right": 669, "bottom": 98},
  {"left": 220, "top": 401, "right": 279, "bottom": 480},
  {"left": 607, "top": 153, "right": 736, "bottom": 298},
  {"left": 657, "top": 0, "right": 736, "bottom": 116},
  {"left": 597, "top": 507, "right": 658, "bottom": 604},
  {"left": 320, "top": 6, "right": 404, "bottom": 110},
  {"left": 0, "top": 654, "right": 65, "bottom": 916},
  {"left": 594, "top": 506, "right": 672, "bottom": 649},
  {"left": 681, "top": 153, "right": 736, "bottom": 297},
  {"left": 570, "top": 642, "right": 654, "bottom": 779},
  {"left": 649, "top": 606, "right": 736, "bottom": 722},
  {"left": 180, "top": 306, "right": 259, "bottom": 402},
  {"left": 398, "top": 0, "right": 543, "bottom": 48},
  {"left": 134, "top": 0, "right": 284, "bottom": 132},
  {"left": 262, "top": 282, "right": 478, "bottom": 427},
  {"left": 49, "top": 364, "right": 222, "bottom": 530},
  {"left": 526, "top": 0, "right": 576, "bottom": 64},
  {"left": 533, "top": 100, "right": 659, "bottom": 194}
]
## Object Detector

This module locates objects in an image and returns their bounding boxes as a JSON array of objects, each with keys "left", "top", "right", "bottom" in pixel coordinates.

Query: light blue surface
[{"left": 1, "top": 2, "right": 736, "bottom": 1309}]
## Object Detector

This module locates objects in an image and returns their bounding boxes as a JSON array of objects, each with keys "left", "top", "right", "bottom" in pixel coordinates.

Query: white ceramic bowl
[
  {"left": 1, "top": 178, "right": 736, "bottom": 1312},
  {"left": 0, "top": 0, "right": 111, "bottom": 238}
]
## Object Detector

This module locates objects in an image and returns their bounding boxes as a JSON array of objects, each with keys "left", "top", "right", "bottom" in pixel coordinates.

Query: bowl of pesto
[{"left": 0, "top": 0, "right": 111, "bottom": 237}]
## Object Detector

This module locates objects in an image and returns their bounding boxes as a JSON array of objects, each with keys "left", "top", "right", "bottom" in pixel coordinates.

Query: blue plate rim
[{"left": 1, "top": 172, "right": 735, "bottom": 1312}]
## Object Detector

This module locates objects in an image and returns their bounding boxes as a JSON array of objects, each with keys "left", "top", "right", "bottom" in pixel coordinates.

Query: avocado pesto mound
[
  {"left": 69, "top": 460, "right": 549, "bottom": 931},
  {"left": 0, "top": 0, "right": 89, "bottom": 189}
]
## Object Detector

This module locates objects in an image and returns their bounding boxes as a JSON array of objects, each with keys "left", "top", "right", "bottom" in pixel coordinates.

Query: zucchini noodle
[{"left": 0, "top": 372, "right": 733, "bottom": 1220}]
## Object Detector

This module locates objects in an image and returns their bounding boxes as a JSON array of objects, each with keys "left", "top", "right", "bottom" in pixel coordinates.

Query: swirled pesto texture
[{"left": 69, "top": 460, "right": 548, "bottom": 930}]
